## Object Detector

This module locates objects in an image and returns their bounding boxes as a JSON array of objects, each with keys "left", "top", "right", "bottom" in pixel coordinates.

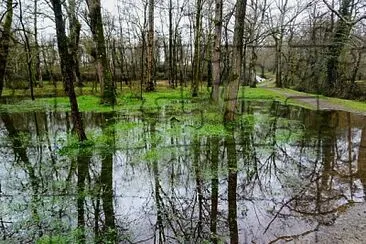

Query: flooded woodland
[
  {"left": 1, "top": 91, "right": 366, "bottom": 243},
  {"left": 1, "top": 0, "right": 366, "bottom": 242}
]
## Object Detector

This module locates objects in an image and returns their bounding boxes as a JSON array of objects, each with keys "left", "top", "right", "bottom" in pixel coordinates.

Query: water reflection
[{"left": 1, "top": 102, "right": 366, "bottom": 243}]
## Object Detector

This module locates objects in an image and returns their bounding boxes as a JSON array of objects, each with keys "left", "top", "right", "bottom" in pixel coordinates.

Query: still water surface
[{"left": 0, "top": 100, "right": 365, "bottom": 243}]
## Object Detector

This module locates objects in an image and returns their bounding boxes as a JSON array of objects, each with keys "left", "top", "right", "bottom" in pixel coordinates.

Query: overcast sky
[{"left": 101, "top": 0, "right": 119, "bottom": 15}]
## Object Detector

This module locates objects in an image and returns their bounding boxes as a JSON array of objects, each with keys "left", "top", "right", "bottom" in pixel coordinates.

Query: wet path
[{"left": 266, "top": 87, "right": 366, "bottom": 116}]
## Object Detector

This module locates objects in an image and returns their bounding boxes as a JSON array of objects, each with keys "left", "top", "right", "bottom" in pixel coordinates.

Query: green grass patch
[
  {"left": 326, "top": 97, "right": 366, "bottom": 113},
  {"left": 238, "top": 87, "right": 287, "bottom": 101}
]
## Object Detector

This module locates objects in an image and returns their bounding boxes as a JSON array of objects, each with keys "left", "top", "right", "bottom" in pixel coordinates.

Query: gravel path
[
  {"left": 296, "top": 203, "right": 366, "bottom": 243},
  {"left": 266, "top": 88, "right": 366, "bottom": 116}
]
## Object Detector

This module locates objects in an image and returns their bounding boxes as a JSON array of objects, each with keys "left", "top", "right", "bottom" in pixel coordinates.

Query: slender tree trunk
[
  {"left": 51, "top": 0, "right": 87, "bottom": 142},
  {"left": 274, "top": 37, "right": 283, "bottom": 88},
  {"left": 34, "top": 0, "right": 42, "bottom": 87},
  {"left": 224, "top": 0, "right": 247, "bottom": 121},
  {"left": 68, "top": 0, "right": 83, "bottom": 87},
  {"left": 86, "top": 0, "right": 116, "bottom": 104},
  {"left": 146, "top": 0, "right": 155, "bottom": 91},
  {"left": 211, "top": 0, "right": 223, "bottom": 103},
  {"left": 19, "top": 0, "right": 35, "bottom": 100},
  {"left": 168, "top": 0, "right": 174, "bottom": 88},
  {"left": 249, "top": 46, "right": 257, "bottom": 88},
  {"left": 0, "top": 0, "right": 14, "bottom": 97},
  {"left": 192, "top": 0, "right": 202, "bottom": 97},
  {"left": 351, "top": 51, "right": 362, "bottom": 85}
]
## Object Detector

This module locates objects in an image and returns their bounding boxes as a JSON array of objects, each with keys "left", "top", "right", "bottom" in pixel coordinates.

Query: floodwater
[{"left": 0, "top": 99, "right": 366, "bottom": 243}]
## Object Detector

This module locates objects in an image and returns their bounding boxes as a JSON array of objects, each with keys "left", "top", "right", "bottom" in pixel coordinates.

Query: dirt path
[
  {"left": 295, "top": 202, "right": 366, "bottom": 243},
  {"left": 266, "top": 88, "right": 366, "bottom": 116}
]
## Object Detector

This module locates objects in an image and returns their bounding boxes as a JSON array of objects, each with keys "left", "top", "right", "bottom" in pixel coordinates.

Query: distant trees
[{"left": 0, "top": 0, "right": 365, "bottom": 108}]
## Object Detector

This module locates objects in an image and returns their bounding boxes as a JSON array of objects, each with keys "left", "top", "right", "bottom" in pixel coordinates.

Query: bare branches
[
  {"left": 322, "top": 0, "right": 366, "bottom": 25},
  {"left": 0, "top": 1, "right": 17, "bottom": 25}
]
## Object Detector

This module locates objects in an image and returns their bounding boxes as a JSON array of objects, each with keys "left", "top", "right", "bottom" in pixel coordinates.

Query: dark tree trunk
[
  {"left": 0, "top": 0, "right": 14, "bottom": 97},
  {"left": 192, "top": 0, "right": 202, "bottom": 97},
  {"left": 68, "top": 0, "right": 83, "bottom": 87},
  {"left": 168, "top": 0, "right": 175, "bottom": 88},
  {"left": 34, "top": 0, "right": 42, "bottom": 87},
  {"left": 145, "top": 0, "right": 155, "bottom": 91},
  {"left": 51, "top": 0, "right": 87, "bottom": 142}
]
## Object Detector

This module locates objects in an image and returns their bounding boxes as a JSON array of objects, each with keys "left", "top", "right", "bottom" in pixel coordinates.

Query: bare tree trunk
[
  {"left": 249, "top": 45, "right": 257, "bottom": 88},
  {"left": 168, "top": 0, "right": 174, "bottom": 88},
  {"left": 192, "top": 0, "right": 202, "bottom": 97},
  {"left": 0, "top": 0, "right": 14, "bottom": 97},
  {"left": 34, "top": 0, "right": 42, "bottom": 87},
  {"left": 211, "top": 0, "right": 223, "bottom": 103},
  {"left": 146, "top": 0, "right": 155, "bottom": 91},
  {"left": 19, "top": 0, "right": 35, "bottom": 100},
  {"left": 274, "top": 36, "right": 283, "bottom": 88},
  {"left": 351, "top": 50, "right": 362, "bottom": 85},
  {"left": 86, "top": 0, "right": 116, "bottom": 104},
  {"left": 224, "top": 0, "right": 247, "bottom": 122},
  {"left": 51, "top": 0, "right": 87, "bottom": 142},
  {"left": 68, "top": 0, "right": 83, "bottom": 87}
]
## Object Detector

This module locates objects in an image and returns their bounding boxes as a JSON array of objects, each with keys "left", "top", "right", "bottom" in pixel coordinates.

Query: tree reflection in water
[{"left": 1, "top": 102, "right": 366, "bottom": 242}]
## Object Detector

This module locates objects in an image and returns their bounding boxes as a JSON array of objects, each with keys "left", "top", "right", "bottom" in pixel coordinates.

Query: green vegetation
[{"left": 2, "top": 84, "right": 366, "bottom": 115}]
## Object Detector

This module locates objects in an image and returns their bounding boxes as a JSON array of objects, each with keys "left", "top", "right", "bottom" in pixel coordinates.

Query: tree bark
[
  {"left": 145, "top": 0, "right": 155, "bottom": 91},
  {"left": 168, "top": 0, "right": 175, "bottom": 88},
  {"left": 51, "top": 0, "right": 87, "bottom": 142},
  {"left": 224, "top": 0, "right": 247, "bottom": 121},
  {"left": 68, "top": 0, "right": 83, "bottom": 87},
  {"left": 211, "top": 0, "right": 223, "bottom": 103},
  {"left": 34, "top": 0, "right": 43, "bottom": 87},
  {"left": 86, "top": 0, "right": 116, "bottom": 104},
  {"left": 192, "top": 0, "right": 202, "bottom": 97},
  {"left": 19, "top": 0, "right": 35, "bottom": 100}
]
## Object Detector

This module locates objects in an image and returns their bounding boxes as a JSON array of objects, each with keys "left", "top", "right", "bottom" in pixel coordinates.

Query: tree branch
[{"left": 322, "top": 0, "right": 366, "bottom": 25}]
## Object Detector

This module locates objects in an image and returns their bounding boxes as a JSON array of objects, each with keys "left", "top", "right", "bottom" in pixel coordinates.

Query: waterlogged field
[{"left": 1, "top": 89, "right": 366, "bottom": 243}]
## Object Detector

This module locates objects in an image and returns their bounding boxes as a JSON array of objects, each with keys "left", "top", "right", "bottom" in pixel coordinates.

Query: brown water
[{"left": 0, "top": 101, "right": 365, "bottom": 243}]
